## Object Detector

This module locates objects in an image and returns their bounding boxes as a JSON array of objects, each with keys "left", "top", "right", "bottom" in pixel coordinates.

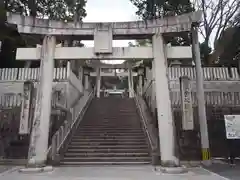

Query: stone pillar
[
  {"left": 19, "top": 81, "right": 34, "bottom": 135},
  {"left": 138, "top": 68, "right": 144, "bottom": 95},
  {"left": 131, "top": 69, "right": 134, "bottom": 96},
  {"left": 84, "top": 69, "right": 90, "bottom": 90},
  {"left": 66, "top": 61, "right": 71, "bottom": 108},
  {"left": 128, "top": 63, "right": 134, "bottom": 98},
  {"left": 78, "top": 66, "right": 83, "bottom": 83},
  {"left": 145, "top": 67, "right": 151, "bottom": 84},
  {"left": 151, "top": 61, "right": 156, "bottom": 113},
  {"left": 96, "top": 67, "right": 101, "bottom": 98},
  {"left": 27, "top": 35, "right": 56, "bottom": 168},
  {"left": 180, "top": 76, "right": 194, "bottom": 130},
  {"left": 192, "top": 26, "right": 211, "bottom": 165},
  {"left": 152, "top": 34, "right": 179, "bottom": 167},
  {"left": 138, "top": 75, "right": 143, "bottom": 95}
]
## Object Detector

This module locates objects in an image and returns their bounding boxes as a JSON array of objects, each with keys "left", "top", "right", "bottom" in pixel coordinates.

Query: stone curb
[
  {"left": 18, "top": 166, "right": 53, "bottom": 173},
  {"left": 155, "top": 166, "right": 188, "bottom": 174}
]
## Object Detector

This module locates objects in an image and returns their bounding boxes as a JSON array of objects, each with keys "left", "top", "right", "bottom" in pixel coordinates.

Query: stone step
[
  {"left": 77, "top": 127, "right": 143, "bottom": 130},
  {"left": 76, "top": 129, "right": 143, "bottom": 132},
  {"left": 60, "top": 161, "right": 150, "bottom": 166},
  {"left": 61, "top": 97, "right": 151, "bottom": 165},
  {"left": 68, "top": 145, "right": 148, "bottom": 149},
  {"left": 84, "top": 116, "right": 138, "bottom": 118},
  {"left": 78, "top": 126, "right": 142, "bottom": 129},
  {"left": 69, "top": 141, "right": 147, "bottom": 146},
  {"left": 70, "top": 138, "right": 146, "bottom": 142},
  {"left": 72, "top": 135, "right": 146, "bottom": 139},
  {"left": 78, "top": 125, "right": 142, "bottom": 128},
  {"left": 79, "top": 124, "right": 141, "bottom": 126},
  {"left": 62, "top": 156, "right": 151, "bottom": 162},
  {"left": 72, "top": 136, "right": 145, "bottom": 140},
  {"left": 84, "top": 115, "right": 138, "bottom": 117},
  {"left": 81, "top": 122, "right": 140, "bottom": 124},
  {"left": 78, "top": 127, "right": 142, "bottom": 130},
  {"left": 83, "top": 114, "right": 138, "bottom": 116},
  {"left": 64, "top": 152, "right": 149, "bottom": 157},
  {"left": 66, "top": 148, "right": 149, "bottom": 153},
  {"left": 80, "top": 122, "right": 141, "bottom": 124},
  {"left": 75, "top": 132, "right": 145, "bottom": 136}
]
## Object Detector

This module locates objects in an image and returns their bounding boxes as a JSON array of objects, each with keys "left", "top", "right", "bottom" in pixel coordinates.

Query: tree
[
  {"left": 0, "top": 0, "right": 87, "bottom": 68},
  {"left": 128, "top": 39, "right": 153, "bottom": 68},
  {"left": 214, "top": 27, "right": 240, "bottom": 66},
  {"left": 200, "top": 42, "right": 212, "bottom": 65},
  {"left": 130, "top": 0, "right": 194, "bottom": 46},
  {"left": 130, "top": 0, "right": 194, "bottom": 19},
  {"left": 3, "top": 0, "right": 86, "bottom": 21},
  {"left": 194, "top": 0, "right": 240, "bottom": 64}
]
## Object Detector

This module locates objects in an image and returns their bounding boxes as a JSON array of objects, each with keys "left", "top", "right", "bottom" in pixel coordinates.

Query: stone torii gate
[{"left": 7, "top": 11, "right": 210, "bottom": 170}]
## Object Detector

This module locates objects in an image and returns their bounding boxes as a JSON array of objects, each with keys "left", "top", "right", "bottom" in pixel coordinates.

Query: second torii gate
[{"left": 8, "top": 10, "right": 210, "bottom": 171}]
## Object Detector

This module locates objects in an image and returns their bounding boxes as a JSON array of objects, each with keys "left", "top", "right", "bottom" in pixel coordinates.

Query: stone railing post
[
  {"left": 96, "top": 67, "right": 101, "bottom": 98},
  {"left": 138, "top": 67, "right": 144, "bottom": 96},
  {"left": 84, "top": 68, "right": 90, "bottom": 90}
]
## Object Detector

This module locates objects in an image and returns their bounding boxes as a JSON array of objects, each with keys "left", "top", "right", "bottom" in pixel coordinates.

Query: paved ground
[
  {"left": 0, "top": 166, "right": 14, "bottom": 173},
  {"left": 204, "top": 160, "right": 240, "bottom": 180},
  {"left": 0, "top": 165, "right": 229, "bottom": 180}
]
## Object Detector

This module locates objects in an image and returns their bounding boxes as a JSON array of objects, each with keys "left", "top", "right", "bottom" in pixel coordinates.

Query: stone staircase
[{"left": 61, "top": 97, "right": 151, "bottom": 165}]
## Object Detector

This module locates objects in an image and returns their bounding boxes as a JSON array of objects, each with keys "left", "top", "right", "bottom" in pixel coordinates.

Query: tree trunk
[{"left": 28, "top": 0, "right": 37, "bottom": 17}]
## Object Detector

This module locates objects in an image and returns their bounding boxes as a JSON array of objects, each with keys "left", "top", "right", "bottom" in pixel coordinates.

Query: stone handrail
[
  {"left": 143, "top": 80, "right": 154, "bottom": 96},
  {"left": 134, "top": 92, "right": 159, "bottom": 163},
  {"left": 142, "top": 80, "right": 156, "bottom": 111},
  {"left": 49, "top": 89, "right": 94, "bottom": 161}
]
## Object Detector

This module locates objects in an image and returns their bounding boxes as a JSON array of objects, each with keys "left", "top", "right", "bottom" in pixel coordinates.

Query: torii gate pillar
[
  {"left": 20, "top": 35, "right": 56, "bottom": 172},
  {"left": 192, "top": 26, "right": 210, "bottom": 165},
  {"left": 153, "top": 34, "right": 179, "bottom": 167}
]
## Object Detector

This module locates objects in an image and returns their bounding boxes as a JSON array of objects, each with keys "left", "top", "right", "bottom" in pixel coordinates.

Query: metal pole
[{"left": 192, "top": 26, "right": 211, "bottom": 165}]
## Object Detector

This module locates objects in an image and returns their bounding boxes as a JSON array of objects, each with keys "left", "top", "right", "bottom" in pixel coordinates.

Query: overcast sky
[
  {"left": 84, "top": 0, "right": 138, "bottom": 22},
  {"left": 82, "top": 0, "right": 138, "bottom": 47}
]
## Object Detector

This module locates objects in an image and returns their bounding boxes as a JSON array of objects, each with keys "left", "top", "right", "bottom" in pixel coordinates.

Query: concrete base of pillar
[
  {"left": 201, "top": 160, "right": 212, "bottom": 166},
  {"left": 180, "top": 160, "right": 201, "bottom": 167},
  {"left": 19, "top": 166, "right": 53, "bottom": 173},
  {"left": 48, "top": 154, "right": 61, "bottom": 166},
  {"left": 156, "top": 166, "right": 187, "bottom": 174},
  {"left": 151, "top": 154, "right": 161, "bottom": 166}
]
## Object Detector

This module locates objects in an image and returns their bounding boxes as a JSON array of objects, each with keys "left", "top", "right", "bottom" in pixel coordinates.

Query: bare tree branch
[
  {"left": 214, "top": 1, "right": 239, "bottom": 47},
  {"left": 195, "top": 0, "right": 240, "bottom": 47}
]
